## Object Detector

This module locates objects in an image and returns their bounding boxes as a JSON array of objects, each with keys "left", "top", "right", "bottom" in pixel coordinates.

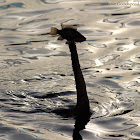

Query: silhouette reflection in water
[{"left": 50, "top": 24, "right": 92, "bottom": 140}]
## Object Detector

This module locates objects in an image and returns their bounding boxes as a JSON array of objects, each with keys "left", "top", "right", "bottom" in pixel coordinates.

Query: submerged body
[{"left": 50, "top": 27, "right": 86, "bottom": 43}]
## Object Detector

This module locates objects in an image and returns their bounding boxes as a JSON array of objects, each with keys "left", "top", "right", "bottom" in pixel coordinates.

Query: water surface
[{"left": 0, "top": 0, "right": 140, "bottom": 139}]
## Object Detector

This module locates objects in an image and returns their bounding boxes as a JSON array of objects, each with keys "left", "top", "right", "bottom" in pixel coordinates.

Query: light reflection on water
[{"left": 0, "top": 0, "right": 140, "bottom": 140}]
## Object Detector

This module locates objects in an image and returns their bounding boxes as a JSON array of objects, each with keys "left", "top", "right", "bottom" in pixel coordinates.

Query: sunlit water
[{"left": 0, "top": 0, "right": 140, "bottom": 139}]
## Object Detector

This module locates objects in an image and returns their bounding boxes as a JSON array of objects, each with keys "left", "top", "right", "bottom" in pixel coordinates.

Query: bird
[
  {"left": 50, "top": 24, "right": 89, "bottom": 111},
  {"left": 50, "top": 24, "right": 91, "bottom": 140},
  {"left": 50, "top": 24, "right": 86, "bottom": 43}
]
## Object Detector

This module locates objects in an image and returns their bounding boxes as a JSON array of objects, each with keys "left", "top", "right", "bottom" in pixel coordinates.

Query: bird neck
[{"left": 68, "top": 42, "right": 89, "bottom": 110}]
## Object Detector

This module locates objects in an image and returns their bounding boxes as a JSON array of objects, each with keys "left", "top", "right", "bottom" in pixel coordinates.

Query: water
[{"left": 0, "top": 0, "right": 140, "bottom": 139}]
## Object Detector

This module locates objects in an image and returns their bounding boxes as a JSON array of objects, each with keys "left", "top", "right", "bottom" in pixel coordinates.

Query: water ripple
[
  {"left": 0, "top": 2, "right": 24, "bottom": 9},
  {"left": 124, "top": 19, "right": 140, "bottom": 27},
  {"left": 92, "top": 117, "right": 137, "bottom": 132},
  {"left": 0, "top": 0, "right": 140, "bottom": 139}
]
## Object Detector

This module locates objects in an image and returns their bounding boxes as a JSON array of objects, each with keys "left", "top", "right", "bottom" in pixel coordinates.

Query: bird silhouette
[{"left": 50, "top": 24, "right": 91, "bottom": 140}]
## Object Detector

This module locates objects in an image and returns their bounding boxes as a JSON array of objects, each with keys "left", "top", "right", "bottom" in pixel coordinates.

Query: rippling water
[{"left": 0, "top": 0, "right": 140, "bottom": 139}]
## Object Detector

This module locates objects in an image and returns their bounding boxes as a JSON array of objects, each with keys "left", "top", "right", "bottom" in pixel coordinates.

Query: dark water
[{"left": 0, "top": 0, "right": 140, "bottom": 139}]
